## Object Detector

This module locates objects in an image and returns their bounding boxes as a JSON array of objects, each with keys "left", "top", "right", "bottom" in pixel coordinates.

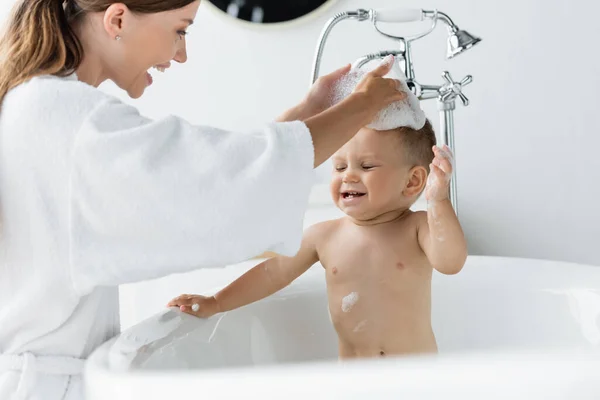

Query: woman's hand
[
  {"left": 277, "top": 64, "right": 351, "bottom": 122},
  {"left": 166, "top": 294, "right": 219, "bottom": 318},
  {"left": 279, "top": 57, "right": 405, "bottom": 123},
  {"left": 303, "top": 63, "right": 353, "bottom": 117},
  {"left": 303, "top": 56, "right": 408, "bottom": 167},
  {"left": 352, "top": 55, "right": 406, "bottom": 112}
]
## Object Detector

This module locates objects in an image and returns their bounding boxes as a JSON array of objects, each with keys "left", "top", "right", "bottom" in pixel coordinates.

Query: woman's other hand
[{"left": 277, "top": 63, "right": 351, "bottom": 122}]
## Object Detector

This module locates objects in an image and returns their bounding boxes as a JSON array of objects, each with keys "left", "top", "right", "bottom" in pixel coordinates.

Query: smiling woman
[
  {"left": 77, "top": 0, "right": 200, "bottom": 98},
  {"left": 0, "top": 0, "right": 201, "bottom": 102}
]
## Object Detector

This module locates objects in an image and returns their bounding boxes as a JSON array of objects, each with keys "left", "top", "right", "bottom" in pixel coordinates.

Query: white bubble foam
[
  {"left": 341, "top": 292, "right": 359, "bottom": 312},
  {"left": 353, "top": 319, "right": 368, "bottom": 333},
  {"left": 330, "top": 60, "right": 426, "bottom": 131}
]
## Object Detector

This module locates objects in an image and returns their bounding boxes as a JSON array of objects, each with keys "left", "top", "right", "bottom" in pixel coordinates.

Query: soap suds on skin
[
  {"left": 426, "top": 145, "right": 455, "bottom": 242},
  {"left": 353, "top": 319, "right": 368, "bottom": 333},
  {"left": 428, "top": 200, "right": 446, "bottom": 242},
  {"left": 342, "top": 292, "right": 359, "bottom": 312}
]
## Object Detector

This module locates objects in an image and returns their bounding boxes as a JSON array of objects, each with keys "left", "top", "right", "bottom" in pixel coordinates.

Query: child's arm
[
  {"left": 417, "top": 145, "right": 468, "bottom": 275},
  {"left": 167, "top": 223, "right": 323, "bottom": 318}
]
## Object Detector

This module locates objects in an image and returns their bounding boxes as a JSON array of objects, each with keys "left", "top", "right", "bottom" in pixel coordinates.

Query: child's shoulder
[
  {"left": 410, "top": 210, "right": 428, "bottom": 223},
  {"left": 307, "top": 218, "right": 343, "bottom": 231},
  {"left": 304, "top": 218, "right": 344, "bottom": 237},
  {"left": 404, "top": 210, "right": 428, "bottom": 232},
  {"left": 300, "top": 219, "right": 341, "bottom": 252}
]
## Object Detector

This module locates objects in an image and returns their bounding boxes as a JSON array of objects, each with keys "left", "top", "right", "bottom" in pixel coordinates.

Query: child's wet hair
[{"left": 394, "top": 119, "right": 436, "bottom": 172}]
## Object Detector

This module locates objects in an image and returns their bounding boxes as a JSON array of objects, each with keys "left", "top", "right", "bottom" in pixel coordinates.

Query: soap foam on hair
[{"left": 330, "top": 59, "right": 426, "bottom": 131}]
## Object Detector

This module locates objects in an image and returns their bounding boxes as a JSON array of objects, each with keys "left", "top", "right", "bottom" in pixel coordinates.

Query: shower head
[
  {"left": 432, "top": 11, "right": 482, "bottom": 58},
  {"left": 447, "top": 29, "right": 481, "bottom": 58}
]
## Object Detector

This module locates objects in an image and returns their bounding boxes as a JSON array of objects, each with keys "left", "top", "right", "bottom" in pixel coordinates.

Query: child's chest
[{"left": 318, "top": 224, "right": 429, "bottom": 288}]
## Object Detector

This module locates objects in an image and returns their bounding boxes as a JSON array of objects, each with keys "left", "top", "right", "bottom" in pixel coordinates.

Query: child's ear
[{"left": 403, "top": 166, "right": 428, "bottom": 197}]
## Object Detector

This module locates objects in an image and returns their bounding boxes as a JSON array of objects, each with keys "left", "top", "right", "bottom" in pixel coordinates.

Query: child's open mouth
[{"left": 341, "top": 191, "right": 366, "bottom": 199}]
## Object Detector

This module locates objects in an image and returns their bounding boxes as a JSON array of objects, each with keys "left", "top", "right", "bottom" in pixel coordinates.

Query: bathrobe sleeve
[{"left": 68, "top": 98, "right": 315, "bottom": 295}]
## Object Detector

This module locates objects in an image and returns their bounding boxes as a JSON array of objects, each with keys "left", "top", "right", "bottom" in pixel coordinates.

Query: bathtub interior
[{"left": 105, "top": 256, "right": 600, "bottom": 372}]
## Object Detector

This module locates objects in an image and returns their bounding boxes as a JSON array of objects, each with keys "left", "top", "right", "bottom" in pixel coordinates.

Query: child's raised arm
[
  {"left": 166, "top": 223, "right": 324, "bottom": 318},
  {"left": 417, "top": 145, "right": 468, "bottom": 275}
]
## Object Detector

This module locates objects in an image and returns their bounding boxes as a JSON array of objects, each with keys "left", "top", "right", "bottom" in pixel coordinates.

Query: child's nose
[{"left": 342, "top": 170, "right": 360, "bottom": 183}]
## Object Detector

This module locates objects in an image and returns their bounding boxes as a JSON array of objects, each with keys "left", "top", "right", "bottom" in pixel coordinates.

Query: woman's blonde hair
[{"left": 0, "top": 0, "right": 195, "bottom": 105}]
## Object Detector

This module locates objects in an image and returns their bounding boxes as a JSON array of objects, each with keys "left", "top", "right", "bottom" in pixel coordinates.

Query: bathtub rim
[{"left": 86, "top": 255, "right": 600, "bottom": 395}]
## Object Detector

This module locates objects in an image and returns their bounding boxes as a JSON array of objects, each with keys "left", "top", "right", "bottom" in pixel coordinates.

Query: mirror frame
[{"left": 203, "top": 0, "right": 340, "bottom": 30}]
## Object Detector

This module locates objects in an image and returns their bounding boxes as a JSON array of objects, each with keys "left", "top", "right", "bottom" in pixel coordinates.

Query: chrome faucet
[{"left": 310, "top": 8, "right": 481, "bottom": 215}]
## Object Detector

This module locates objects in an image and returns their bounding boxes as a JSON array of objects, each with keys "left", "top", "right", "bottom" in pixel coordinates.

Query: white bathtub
[{"left": 86, "top": 256, "right": 600, "bottom": 399}]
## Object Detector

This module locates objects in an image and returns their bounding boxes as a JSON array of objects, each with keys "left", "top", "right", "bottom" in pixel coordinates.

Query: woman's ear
[
  {"left": 403, "top": 166, "right": 428, "bottom": 197},
  {"left": 103, "top": 3, "right": 128, "bottom": 39}
]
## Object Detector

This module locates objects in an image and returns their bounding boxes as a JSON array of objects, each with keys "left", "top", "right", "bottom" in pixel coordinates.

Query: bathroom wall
[
  {"left": 2, "top": 0, "right": 599, "bottom": 328},
  {"left": 99, "top": 0, "right": 600, "bottom": 267}
]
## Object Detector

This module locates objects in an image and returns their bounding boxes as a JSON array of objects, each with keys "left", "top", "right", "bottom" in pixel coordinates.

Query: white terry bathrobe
[{"left": 0, "top": 74, "right": 315, "bottom": 399}]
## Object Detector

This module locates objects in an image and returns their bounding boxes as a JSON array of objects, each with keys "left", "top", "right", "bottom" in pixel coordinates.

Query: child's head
[{"left": 330, "top": 120, "right": 436, "bottom": 220}]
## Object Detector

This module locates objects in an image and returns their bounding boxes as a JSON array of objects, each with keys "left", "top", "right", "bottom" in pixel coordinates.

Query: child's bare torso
[{"left": 317, "top": 211, "right": 437, "bottom": 359}]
